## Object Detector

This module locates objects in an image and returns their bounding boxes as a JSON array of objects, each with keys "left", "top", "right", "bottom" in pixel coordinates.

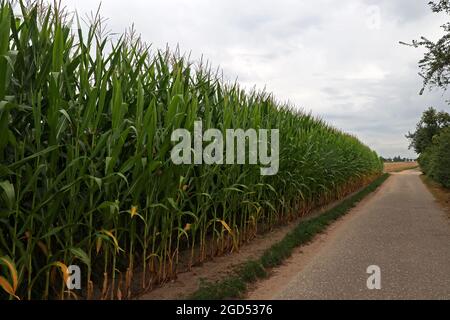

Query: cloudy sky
[{"left": 61, "top": 0, "right": 449, "bottom": 158}]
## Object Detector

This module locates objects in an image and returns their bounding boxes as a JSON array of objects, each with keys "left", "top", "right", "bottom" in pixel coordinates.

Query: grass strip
[{"left": 190, "top": 173, "right": 390, "bottom": 300}]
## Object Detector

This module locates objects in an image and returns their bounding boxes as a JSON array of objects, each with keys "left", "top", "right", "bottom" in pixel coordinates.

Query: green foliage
[
  {"left": 404, "top": 0, "right": 450, "bottom": 189},
  {"left": 406, "top": 107, "right": 450, "bottom": 154},
  {"left": 192, "top": 276, "right": 247, "bottom": 300},
  {"left": 410, "top": 108, "right": 450, "bottom": 188},
  {"left": 401, "top": 1, "right": 450, "bottom": 92},
  {"left": 238, "top": 260, "right": 267, "bottom": 283},
  {"left": 419, "top": 128, "right": 450, "bottom": 188},
  {"left": 432, "top": 128, "right": 450, "bottom": 188},
  {"left": 0, "top": 1, "right": 382, "bottom": 299},
  {"left": 418, "top": 147, "right": 434, "bottom": 176}
]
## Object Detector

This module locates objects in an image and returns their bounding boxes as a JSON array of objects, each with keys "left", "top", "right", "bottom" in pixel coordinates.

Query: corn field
[{"left": 0, "top": 1, "right": 383, "bottom": 300}]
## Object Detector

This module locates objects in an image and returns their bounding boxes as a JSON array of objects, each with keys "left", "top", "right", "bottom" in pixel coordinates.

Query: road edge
[{"left": 190, "top": 173, "right": 390, "bottom": 300}]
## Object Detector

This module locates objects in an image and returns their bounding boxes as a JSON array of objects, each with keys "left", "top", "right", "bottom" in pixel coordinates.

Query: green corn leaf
[{"left": 0, "top": 180, "right": 14, "bottom": 210}]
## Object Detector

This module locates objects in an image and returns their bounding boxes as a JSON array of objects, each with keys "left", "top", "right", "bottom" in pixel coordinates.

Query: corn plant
[{"left": 0, "top": 0, "right": 383, "bottom": 300}]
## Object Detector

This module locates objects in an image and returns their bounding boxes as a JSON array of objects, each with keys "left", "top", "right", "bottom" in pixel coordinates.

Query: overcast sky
[{"left": 60, "top": 0, "right": 449, "bottom": 158}]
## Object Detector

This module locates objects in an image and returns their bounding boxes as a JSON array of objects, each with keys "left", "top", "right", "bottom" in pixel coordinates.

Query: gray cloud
[
  {"left": 365, "top": 0, "right": 434, "bottom": 23},
  {"left": 61, "top": 0, "right": 450, "bottom": 158}
]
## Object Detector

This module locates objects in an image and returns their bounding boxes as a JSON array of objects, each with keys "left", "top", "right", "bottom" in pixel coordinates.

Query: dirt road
[{"left": 247, "top": 170, "right": 450, "bottom": 299}]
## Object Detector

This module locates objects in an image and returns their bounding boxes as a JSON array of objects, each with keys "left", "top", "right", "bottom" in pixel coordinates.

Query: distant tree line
[{"left": 380, "top": 157, "right": 416, "bottom": 163}]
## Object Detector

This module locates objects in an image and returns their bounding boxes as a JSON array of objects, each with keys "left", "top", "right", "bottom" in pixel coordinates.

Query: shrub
[
  {"left": 418, "top": 128, "right": 450, "bottom": 188},
  {"left": 431, "top": 128, "right": 450, "bottom": 188}
]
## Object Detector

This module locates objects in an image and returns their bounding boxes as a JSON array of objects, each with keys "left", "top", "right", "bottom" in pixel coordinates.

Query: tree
[
  {"left": 432, "top": 128, "right": 450, "bottom": 187},
  {"left": 409, "top": 108, "right": 450, "bottom": 187},
  {"left": 406, "top": 107, "right": 450, "bottom": 154},
  {"left": 401, "top": 1, "right": 450, "bottom": 94},
  {"left": 403, "top": 2, "right": 450, "bottom": 188}
]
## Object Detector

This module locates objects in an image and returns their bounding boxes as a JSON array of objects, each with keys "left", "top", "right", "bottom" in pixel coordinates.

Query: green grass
[
  {"left": 190, "top": 173, "right": 390, "bottom": 300},
  {"left": 0, "top": 1, "right": 383, "bottom": 299}
]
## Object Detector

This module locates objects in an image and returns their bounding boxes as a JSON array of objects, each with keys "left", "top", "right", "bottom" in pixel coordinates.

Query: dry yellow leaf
[
  {"left": 53, "top": 261, "right": 69, "bottom": 285},
  {"left": 130, "top": 206, "right": 138, "bottom": 218},
  {"left": 219, "top": 220, "right": 234, "bottom": 236},
  {"left": 0, "top": 257, "right": 18, "bottom": 292},
  {"left": 0, "top": 276, "right": 19, "bottom": 300}
]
